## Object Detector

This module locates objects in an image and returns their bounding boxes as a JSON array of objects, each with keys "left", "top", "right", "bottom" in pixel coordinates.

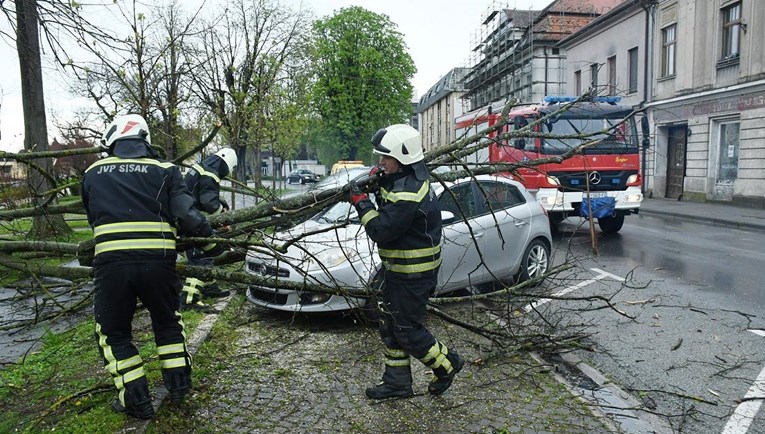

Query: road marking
[
  {"left": 590, "top": 267, "right": 626, "bottom": 282},
  {"left": 523, "top": 268, "right": 624, "bottom": 313},
  {"left": 721, "top": 330, "right": 765, "bottom": 434}
]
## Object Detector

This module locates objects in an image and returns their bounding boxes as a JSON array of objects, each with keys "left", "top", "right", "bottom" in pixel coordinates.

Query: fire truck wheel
[{"left": 598, "top": 214, "right": 625, "bottom": 233}]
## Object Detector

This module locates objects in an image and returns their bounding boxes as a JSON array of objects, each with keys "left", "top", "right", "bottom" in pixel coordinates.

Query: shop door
[{"left": 665, "top": 126, "right": 687, "bottom": 199}]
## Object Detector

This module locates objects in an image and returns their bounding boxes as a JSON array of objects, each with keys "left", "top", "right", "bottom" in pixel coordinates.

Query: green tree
[{"left": 310, "top": 6, "right": 415, "bottom": 161}]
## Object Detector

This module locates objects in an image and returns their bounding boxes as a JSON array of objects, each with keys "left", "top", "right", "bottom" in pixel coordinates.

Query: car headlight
[{"left": 308, "top": 247, "right": 359, "bottom": 270}]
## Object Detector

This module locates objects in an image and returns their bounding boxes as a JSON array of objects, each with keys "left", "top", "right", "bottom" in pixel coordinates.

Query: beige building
[
  {"left": 553, "top": 0, "right": 765, "bottom": 208},
  {"left": 0, "top": 158, "right": 25, "bottom": 183},
  {"left": 416, "top": 67, "right": 471, "bottom": 152},
  {"left": 646, "top": 0, "right": 765, "bottom": 207}
]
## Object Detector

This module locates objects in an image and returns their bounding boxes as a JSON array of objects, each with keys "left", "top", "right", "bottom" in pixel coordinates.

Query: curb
[
  {"left": 638, "top": 208, "right": 765, "bottom": 233},
  {"left": 532, "top": 351, "right": 674, "bottom": 434}
]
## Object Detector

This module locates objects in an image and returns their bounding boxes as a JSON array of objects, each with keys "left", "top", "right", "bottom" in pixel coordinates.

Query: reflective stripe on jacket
[
  {"left": 185, "top": 156, "right": 226, "bottom": 215},
  {"left": 82, "top": 155, "right": 211, "bottom": 265},
  {"left": 355, "top": 168, "right": 442, "bottom": 278}
]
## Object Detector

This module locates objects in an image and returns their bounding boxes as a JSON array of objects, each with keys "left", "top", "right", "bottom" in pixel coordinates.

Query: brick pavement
[{"left": 145, "top": 298, "right": 613, "bottom": 434}]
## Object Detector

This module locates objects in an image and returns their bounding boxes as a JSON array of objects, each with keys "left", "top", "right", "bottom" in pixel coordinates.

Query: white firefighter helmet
[
  {"left": 214, "top": 147, "right": 238, "bottom": 172},
  {"left": 101, "top": 114, "right": 151, "bottom": 150},
  {"left": 371, "top": 124, "right": 423, "bottom": 166}
]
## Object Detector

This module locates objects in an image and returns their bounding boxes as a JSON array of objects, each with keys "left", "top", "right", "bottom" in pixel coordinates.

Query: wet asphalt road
[{"left": 550, "top": 213, "right": 765, "bottom": 433}]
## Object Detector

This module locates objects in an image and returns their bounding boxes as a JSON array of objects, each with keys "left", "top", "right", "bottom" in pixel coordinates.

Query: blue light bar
[
  {"left": 544, "top": 96, "right": 622, "bottom": 104},
  {"left": 544, "top": 96, "right": 577, "bottom": 103}
]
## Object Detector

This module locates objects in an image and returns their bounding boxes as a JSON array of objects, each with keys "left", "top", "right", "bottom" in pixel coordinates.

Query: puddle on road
[
  {"left": 0, "top": 277, "right": 91, "bottom": 365},
  {"left": 546, "top": 353, "right": 667, "bottom": 434}
]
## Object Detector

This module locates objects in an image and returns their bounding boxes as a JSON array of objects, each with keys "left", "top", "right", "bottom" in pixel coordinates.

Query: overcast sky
[{"left": 0, "top": 0, "right": 553, "bottom": 152}]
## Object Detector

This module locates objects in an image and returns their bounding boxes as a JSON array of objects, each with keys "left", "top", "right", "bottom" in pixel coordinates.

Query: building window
[
  {"left": 721, "top": 2, "right": 741, "bottom": 60},
  {"left": 590, "top": 63, "right": 598, "bottom": 89},
  {"left": 574, "top": 70, "right": 582, "bottom": 95},
  {"left": 628, "top": 47, "right": 638, "bottom": 93},
  {"left": 717, "top": 121, "right": 739, "bottom": 184},
  {"left": 607, "top": 56, "right": 616, "bottom": 96},
  {"left": 661, "top": 24, "right": 676, "bottom": 77}
]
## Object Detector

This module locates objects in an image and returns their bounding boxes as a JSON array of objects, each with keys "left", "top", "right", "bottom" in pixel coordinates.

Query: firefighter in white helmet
[
  {"left": 349, "top": 124, "right": 464, "bottom": 399},
  {"left": 82, "top": 114, "right": 224, "bottom": 419},
  {"left": 180, "top": 147, "right": 238, "bottom": 309}
]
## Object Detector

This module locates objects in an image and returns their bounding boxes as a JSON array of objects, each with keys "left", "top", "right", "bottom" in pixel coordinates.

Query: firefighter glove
[
  {"left": 370, "top": 165, "right": 383, "bottom": 177},
  {"left": 349, "top": 180, "right": 368, "bottom": 205},
  {"left": 195, "top": 242, "right": 225, "bottom": 258}
]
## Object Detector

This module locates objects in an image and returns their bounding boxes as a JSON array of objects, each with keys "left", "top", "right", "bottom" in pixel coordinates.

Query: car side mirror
[{"left": 441, "top": 210, "right": 455, "bottom": 224}]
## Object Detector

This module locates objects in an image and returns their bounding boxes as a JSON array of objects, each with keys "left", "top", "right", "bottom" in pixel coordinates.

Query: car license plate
[{"left": 587, "top": 192, "right": 608, "bottom": 198}]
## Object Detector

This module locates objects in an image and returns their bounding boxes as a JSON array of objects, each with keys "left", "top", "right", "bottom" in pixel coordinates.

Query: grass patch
[
  {"left": 0, "top": 304, "right": 206, "bottom": 433},
  {"left": 148, "top": 296, "right": 247, "bottom": 433}
]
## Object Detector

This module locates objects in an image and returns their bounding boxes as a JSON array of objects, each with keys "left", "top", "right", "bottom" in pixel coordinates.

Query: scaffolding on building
[
  {"left": 461, "top": 0, "right": 544, "bottom": 110},
  {"left": 461, "top": 0, "right": 617, "bottom": 111}
]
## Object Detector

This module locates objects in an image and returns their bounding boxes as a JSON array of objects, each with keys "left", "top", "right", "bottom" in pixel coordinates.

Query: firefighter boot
[
  {"left": 180, "top": 278, "right": 215, "bottom": 312},
  {"left": 201, "top": 281, "right": 230, "bottom": 298},
  {"left": 163, "top": 369, "right": 192, "bottom": 404},
  {"left": 365, "top": 347, "right": 414, "bottom": 399},
  {"left": 421, "top": 341, "right": 465, "bottom": 396},
  {"left": 112, "top": 383, "right": 154, "bottom": 419}
]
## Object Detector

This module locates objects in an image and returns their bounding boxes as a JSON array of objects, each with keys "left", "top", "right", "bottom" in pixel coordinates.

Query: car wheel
[
  {"left": 514, "top": 238, "right": 550, "bottom": 286},
  {"left": 598, "top": 214, "right": 624, "bottom": 233},
  {"left": 287, "top": 178, "right": 292, "bottom": 184},
  {"left": 300, "top": 178, "right": 305, "bottom": 185}
]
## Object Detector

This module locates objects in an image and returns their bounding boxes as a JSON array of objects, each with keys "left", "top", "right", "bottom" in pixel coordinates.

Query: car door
[
  {"left": 437, "top": 180, "right": 487, "bottom": 292},
  {"left": 473, "top": 180, "right": 533, "bottom": 281}
]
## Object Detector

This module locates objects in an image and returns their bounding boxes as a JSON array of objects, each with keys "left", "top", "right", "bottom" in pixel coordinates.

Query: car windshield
[{"left": 312, "top": 195, "right": 375, "bottom": 224}]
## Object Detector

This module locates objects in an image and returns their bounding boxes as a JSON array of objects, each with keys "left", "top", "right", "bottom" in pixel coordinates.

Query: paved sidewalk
[
  {"left": 137, "top": 301, "right": 615, "bottom": 434},
  {"left": 639, "top": 197, "right": 765, "bottom": 232}
]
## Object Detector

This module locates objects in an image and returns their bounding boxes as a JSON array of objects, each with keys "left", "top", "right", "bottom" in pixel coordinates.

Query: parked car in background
[
  {"left": 309, "top": 166, "right": 371, "bottom": 192},
  {"left": 286, "top": 169, "right": 320, "bottom": 184},
  {"left": 280, "top": 166, "right": 370, "bottom": 199},
  {"left": 245, "top": 174, "right": 552, "bottom": 313}
]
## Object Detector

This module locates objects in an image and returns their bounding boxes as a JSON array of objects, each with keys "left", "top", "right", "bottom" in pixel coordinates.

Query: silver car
[{"left": 245, "top": 174, "right": 552, "bottom": 312}]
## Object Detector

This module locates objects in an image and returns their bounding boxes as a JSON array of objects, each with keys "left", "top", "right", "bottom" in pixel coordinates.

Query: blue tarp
[{"left": 580, "top": 197, "right": 616, "bottom": 219}]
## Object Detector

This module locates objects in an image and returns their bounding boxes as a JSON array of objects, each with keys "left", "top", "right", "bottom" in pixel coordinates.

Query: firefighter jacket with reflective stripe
[
  {"left": 82, "top": 153, "right": 212, "bottom": 265},
  {"left": 354, "top": 167, "right": 442, "bottom": 278},
  {"left": 185, "top": 155, "right": 228, "bottom": 215}
]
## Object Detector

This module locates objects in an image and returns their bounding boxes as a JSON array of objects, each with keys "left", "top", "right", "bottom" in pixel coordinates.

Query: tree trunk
[{"left": 15, "top": 0, "right": 71, "bottom": 238}]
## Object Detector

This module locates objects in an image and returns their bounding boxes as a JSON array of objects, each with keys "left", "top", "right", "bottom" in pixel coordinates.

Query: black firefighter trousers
[
  {"left": 377, "top": 274, "right": 438, "bottom": 360},
  {"left": 94, "top": 261, "right": 191, "bottom": 407}
]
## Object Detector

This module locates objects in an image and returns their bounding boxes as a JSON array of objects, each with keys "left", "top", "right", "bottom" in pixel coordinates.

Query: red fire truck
[{"left": 454, "top": 96, "right": 644, "bottom": 233}]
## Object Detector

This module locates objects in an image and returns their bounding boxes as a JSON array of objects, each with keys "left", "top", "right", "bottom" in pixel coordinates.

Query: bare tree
[
  {"left": 10, "top": 0, "right": 69, "bottom": 238},
  {"left": 63, "top": 0, "right": 205, "bottom": 159},
  {"left": 189, "top": 0, "right": 313, "bottom": 185}
]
